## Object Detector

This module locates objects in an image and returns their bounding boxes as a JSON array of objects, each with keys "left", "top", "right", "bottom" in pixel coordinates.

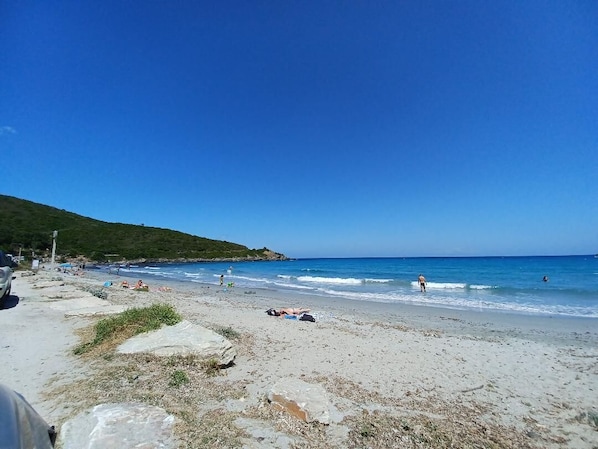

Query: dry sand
[{"left": 1, "top": 268, "right": 596, "bottom": 448}]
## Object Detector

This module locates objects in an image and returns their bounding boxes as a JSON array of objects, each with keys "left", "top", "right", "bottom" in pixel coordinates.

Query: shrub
[
  {"left": 169, "top": 370, "right": 189, "bottom": 388},
  {"left": 201, "top": 358, "right": 221, "bottom": 377},
  {"left": 215, "top": 326, "right": 240, "bottom": 340}
]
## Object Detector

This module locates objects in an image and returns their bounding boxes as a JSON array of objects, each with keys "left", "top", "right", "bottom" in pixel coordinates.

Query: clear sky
[{"left": 1, "top": 1, "right": 597, "bottom": 258}]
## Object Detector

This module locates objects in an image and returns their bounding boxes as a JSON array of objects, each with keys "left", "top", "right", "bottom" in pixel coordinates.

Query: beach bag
[{"left": 299, "top": 313, "right": 316, "bottom": 322}]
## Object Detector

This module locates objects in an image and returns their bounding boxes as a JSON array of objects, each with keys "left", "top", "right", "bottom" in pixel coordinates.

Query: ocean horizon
[{"left": 99, "top": 255, "right": 598, "bottom": 318}]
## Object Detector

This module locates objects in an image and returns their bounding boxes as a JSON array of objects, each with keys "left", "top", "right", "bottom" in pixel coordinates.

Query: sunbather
[
  {"left": 266, "top": 307, "right": 310, "bottom": 317},
  {"left": 133, "top": 280, "right": 148, "bottom": 290}
]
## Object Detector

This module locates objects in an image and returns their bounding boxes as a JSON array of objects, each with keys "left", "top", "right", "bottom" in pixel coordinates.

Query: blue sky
[{"left": 1, "top": 1, "right": 597, "bottom": 258}]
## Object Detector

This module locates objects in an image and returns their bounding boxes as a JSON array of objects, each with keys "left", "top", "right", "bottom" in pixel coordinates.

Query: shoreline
[
  {"left": 90, "top": 267, "right": 598, "bottom": 345},
  {"left": 2, "top": 268, "right": 597, "bottom": 448},
  {"left": 87, "top": 257, "right": 598, "bottom": 320}
]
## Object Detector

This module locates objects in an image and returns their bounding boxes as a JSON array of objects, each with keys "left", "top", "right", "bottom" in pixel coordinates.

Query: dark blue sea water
[{"left": 111, "top": 255, "right": 598, "bottom": 318}]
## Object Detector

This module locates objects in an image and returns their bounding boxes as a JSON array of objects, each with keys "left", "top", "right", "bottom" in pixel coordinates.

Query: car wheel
[{"left": 0, "top": 286, "right": 8, "bottom": 308}]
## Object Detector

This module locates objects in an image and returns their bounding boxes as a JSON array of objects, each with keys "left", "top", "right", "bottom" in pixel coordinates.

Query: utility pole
[{"left": 51, "top": 230, "right": 58, "bottom": 269}]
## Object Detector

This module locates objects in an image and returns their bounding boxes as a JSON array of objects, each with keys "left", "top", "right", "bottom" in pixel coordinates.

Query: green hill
[{"left": 0, "top": 195, "right": 287, "bottom": 263}]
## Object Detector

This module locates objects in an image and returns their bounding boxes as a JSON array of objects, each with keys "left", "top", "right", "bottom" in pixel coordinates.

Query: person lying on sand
[
  {"left": 266, "top": 308, "right": 310, "bottom": 317},
  {"left": 132, "top": 280, "right": 149, "bottom": 290}
]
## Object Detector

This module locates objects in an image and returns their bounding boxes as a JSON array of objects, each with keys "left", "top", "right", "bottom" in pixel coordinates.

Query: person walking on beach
[
  {"left": 418, "top": 274, "right": 427, "bottom": 292},
  {"left": 220, "top": 274, "right": 224, "bottom": 286}
]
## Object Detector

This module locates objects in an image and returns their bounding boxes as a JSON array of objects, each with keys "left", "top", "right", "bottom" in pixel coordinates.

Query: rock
[
  {"left": 116, "top": 320, "right": 236, "bottom": 366},
  {"left": 60, "top": 403, "right": 176, "bottom": 449},
  {"left": 268, "top": 378, "right": 331, "bottom": 424}
]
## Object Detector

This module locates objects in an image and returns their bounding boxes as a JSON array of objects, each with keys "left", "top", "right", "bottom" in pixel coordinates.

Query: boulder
[
  {"left": 116, "top": 320, "right": 236, "bottom": 366},
  {"left": 60, "top": 403, "right": 176, "bottom": 449},
  {"left": 268, "top": 378, "right": 331, "bottom": 424}
]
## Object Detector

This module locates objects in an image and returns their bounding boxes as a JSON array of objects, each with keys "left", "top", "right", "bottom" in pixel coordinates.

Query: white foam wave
[
  {"left": 233, "top": 274, "right": 272, "bottom": 284},
  {"left": 272, "top": 281, "right": 314, "bottom": 290},
  {"left": 297, "top": 276, "right": 362, "bottom": 285},
  {"left": 365, "top": 278, "right": 392, "bottom": 284},
  {"left": 410, "top": 281, "right": 466, "bottom": 289},
  {"left": 315, "top": 288, "right": 598, "bottom": 317}
]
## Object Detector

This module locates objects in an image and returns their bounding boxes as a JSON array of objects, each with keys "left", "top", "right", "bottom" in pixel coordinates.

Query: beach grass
[{"left": 73, "top": 303, "right": 182, "bottom": 355}]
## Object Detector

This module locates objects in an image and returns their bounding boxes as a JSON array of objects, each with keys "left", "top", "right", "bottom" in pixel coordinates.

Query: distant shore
[{"left": 3, "top": 267, "right": 597, "bottom": 448}]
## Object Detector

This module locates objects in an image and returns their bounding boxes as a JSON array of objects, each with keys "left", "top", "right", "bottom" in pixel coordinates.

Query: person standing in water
[{"left": 418, "top": 274, "right": 427, "bottom": 292}]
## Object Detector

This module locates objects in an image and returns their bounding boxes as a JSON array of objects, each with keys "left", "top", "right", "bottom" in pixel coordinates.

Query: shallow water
[{"left": 102, "top": 255, "right": 598, "bottom": 318}]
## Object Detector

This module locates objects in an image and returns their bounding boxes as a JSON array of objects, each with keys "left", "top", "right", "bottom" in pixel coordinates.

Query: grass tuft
[
  {"left": 74, "top": 303, "right": 182, "bottom": 355},
  {"left": 201, "top": 358, "right": 221, "bottom": 377},
  {"left": 169, "top": 370, "right": 190, "bottom": 388},
  {"left": 214, "top": 326, "right": 240, "bottom": 340}
]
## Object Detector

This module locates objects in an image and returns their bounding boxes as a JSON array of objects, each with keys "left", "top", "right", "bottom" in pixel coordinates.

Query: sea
[{"left": 105, "top": 255, "right": 598, "bottom": 318}]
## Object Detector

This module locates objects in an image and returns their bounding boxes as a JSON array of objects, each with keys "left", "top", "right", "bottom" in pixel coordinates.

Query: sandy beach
[{"left": 1, "top": 267, "right": 596, "bottom": 448}]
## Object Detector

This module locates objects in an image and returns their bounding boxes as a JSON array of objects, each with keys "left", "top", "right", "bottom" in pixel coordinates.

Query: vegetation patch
[
  {"left": 344, "top": 410, "right": 535, "bottom": 449},
  {"left": 0, "top": 194, "right": 286, "bottom": 262},
  {"left": 81, "top": 286, "right": 108, "bottom": 300},
  {"left": 74, "top": 303, "right": 182, "bottom": 355},
  {"left": 51, "top": 352, "right": 247, "bottom": 449},
  {"left": 200, "top": 358, "right": 221, "bottom": 377},
  {"left": 169, "top": 370, "right": 190, "bottom": 388},
  {"left": 214, "top": 326, "right": 241, "bottom": 340}
]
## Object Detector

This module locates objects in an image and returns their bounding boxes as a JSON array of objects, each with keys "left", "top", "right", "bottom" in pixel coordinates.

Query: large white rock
[
  {"left": 116, "top": 320, "right": 236, "bottom": 366},
  {"left": 268, "top": 378, "right": 331, "bottom": 424},
  {"left": 60, "top": 403, "right": 176, "bottom": 449}
]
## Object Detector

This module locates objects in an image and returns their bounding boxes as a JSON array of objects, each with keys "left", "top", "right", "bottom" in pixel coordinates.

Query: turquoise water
[{"left": 110, "top": 255, "right": 598, "bottom": 317}]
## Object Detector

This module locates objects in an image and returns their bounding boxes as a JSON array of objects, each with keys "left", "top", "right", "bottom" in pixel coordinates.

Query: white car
[{"left": 0, "top": 251, "right": 16, "bottom": 308}]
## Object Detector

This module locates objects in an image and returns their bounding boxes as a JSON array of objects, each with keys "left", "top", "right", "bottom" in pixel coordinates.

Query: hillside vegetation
[{"left": 0, "top": 195, "right": 286, "bottom": 263}]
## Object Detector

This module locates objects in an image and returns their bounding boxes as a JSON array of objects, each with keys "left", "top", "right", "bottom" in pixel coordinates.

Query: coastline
[
  {"left": 95, "top": 254, "right": 598, "bottom": 319},
  {"left": 93, "top": 266, "right": 598, "bottom": 345},
  {"left": 2, "top": 268, "right": 597, "bottom": 448}
]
